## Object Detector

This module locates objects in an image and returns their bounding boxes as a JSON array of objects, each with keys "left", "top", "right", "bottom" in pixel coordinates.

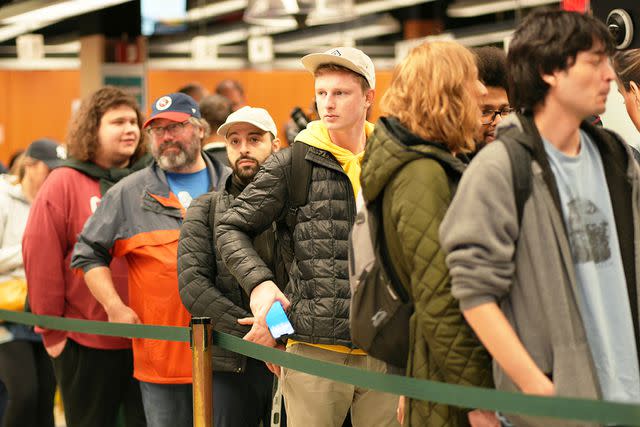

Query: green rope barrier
[
  {"left": 2, "top": 309, "right": 639, "bottom": 425},
  {"left": 0, "top": 310, "right": 189, "bottom": 342}
]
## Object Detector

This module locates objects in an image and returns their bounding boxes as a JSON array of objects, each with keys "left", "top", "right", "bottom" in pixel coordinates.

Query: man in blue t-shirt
[
  {"left": 440, "top": 10, "right": 640, "bottom": 427},
  {"left": 72, "top": 92, "right": 230, "bottom": 427}
]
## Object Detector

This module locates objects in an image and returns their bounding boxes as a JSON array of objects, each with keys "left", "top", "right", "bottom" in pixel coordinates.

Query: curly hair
[
  {"left": 381, "top": 41, "right": 480, "bottom": 153},
  {"left": 66, "top": 86, "right": 146, "bottom": 163},
  {"left": 473, "top": 46, "right": 508, "bottom": 92}
]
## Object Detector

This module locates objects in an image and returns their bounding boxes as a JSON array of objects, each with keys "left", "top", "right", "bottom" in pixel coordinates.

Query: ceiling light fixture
[
  {"left": 243, "top": 0, "right": 356, "bottom": 26},
  {"left": 1, "top": 0, "right": 133, "bottom": 25},
  {"left": 274, "top": 14, "right": 400, "bottom": 53},
  {"left": 447, "top": 0, "right": 559, "bottom": 18},
  {"left": 185, "top": 0, "right": 248, "bottom": 22}
]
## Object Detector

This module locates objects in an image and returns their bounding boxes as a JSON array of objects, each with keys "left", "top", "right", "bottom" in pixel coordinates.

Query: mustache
[
  {"left": 158, "top": 140, "right": 183, "bottom": 152},
  {"left": 234, "top": 155, "right": 259, "bottom": 168}
]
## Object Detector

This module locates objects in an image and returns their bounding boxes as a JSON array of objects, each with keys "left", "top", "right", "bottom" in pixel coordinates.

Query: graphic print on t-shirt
[{"left": 566, "top": 198, "right": 610, "bottom": 264}]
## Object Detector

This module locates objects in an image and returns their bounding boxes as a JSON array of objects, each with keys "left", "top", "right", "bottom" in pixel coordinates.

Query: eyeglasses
[
  {"left": 146, "top": 120, "right": 190, "bottom": 137},
  {"left": 481, "top": 107, "right": 515, "bottom": 125}
]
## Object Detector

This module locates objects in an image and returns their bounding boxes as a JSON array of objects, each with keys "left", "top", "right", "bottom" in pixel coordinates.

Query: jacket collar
[
  {"left": 6, "top": 183, "right": 28, "bottom": 205},
  {"left": 495, "top": 113, "right": 632, "bottom": 215},
  {"left": 143, "top": 150, "right": 232, "bottom": 199}
]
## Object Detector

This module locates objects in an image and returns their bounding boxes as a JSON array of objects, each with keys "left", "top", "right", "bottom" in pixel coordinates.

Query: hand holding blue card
[{"left": 265, "top": 301, "right": 294, "bottom": 339}]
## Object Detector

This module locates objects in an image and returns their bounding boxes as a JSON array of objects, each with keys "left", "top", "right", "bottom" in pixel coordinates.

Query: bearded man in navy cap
[{"left": 71, "top": 92, "right": 230, "bottom": 427}]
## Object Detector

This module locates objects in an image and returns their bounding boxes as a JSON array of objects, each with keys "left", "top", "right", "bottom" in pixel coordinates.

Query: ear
[
  {"left": 630, "top": 81, "right": 640, "bottom": 108},
  {"left": 365, "top": 89, "right": 375, "bottom": 108},
  {"left": 541, "top": 72, "right": 557, "bottom": 87},
  {"left": 272, "top": 137, "right": 281, "bottom": 152}
]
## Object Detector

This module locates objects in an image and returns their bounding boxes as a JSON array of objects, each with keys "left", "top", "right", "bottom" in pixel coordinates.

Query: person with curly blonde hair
[
  {"left": 360, "top": 41, "right": 495, "bottom": 427},
  {"left": 23, "top": 86, "right": 148, "bottom": 427}
]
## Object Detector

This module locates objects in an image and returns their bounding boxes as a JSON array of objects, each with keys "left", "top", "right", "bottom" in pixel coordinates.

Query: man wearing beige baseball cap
[{"left": 217, "top": 47, "right": 398, "bottom": 426}]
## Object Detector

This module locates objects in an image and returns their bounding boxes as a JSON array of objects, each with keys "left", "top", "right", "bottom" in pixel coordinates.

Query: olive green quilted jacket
[{"left": 361, "top": 117, "right": 494, "bottom": 427}]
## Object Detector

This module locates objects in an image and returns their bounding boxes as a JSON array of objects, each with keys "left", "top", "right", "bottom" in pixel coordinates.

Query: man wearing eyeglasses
[
  {"left": 71, "top": 92, "right": 231, "bottom": 427},
  {"left": 474, "top": 46, "right": 513, "bottom": 149}
]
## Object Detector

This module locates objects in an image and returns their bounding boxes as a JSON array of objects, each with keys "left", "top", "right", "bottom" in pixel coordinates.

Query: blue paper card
[{"left": 265, "top": 302, "right": 294, "bottom": 339}]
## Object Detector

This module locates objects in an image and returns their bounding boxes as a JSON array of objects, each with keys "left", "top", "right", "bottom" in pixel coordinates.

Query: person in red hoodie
[{"left": 22, "top": 87, "right": 149, "bottom": 427}]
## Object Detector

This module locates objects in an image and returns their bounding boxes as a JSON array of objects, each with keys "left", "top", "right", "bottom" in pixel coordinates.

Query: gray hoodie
[{"left": 439, "top": 115, "right": 640, "bottom": 427}]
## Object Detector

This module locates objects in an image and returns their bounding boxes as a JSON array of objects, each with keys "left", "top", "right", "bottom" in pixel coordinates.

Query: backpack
[
  {"left": 348, "top": 192, "right": 413, "bottom": 369},
  {"left": 347, "top": 141, "right": 532, "bottom": 370},
  {"left": 272, "top": 142, "right": 313, "bottom": 273},
  {"left": 501, "top": 129, "right": 533, "bottom": 227},
  {"left": 285, "top": 142, "right": 313, "bottom": 230}
]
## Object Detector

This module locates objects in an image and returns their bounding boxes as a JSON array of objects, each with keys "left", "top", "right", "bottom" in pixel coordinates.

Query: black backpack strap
[
  {"left": 285, "top": 142, "right": 313, "bottom": 230},
  {"left": 373, "top": 195, "right": 411, "bottom": 303},
  {"left": 501, "top": 134, "right": 533, "bottom": 229}
]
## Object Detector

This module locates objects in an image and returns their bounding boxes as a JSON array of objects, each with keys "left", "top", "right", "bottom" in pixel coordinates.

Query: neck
[
  {"left": 168, "top": 153, "right": 206, "bottom": 174},
  {"left": 327, "top": 120, "right": 367, "bottom": 154},
  {"left": 533, "top": 101, "right": 583, "bottom": 156},
  {"left": 21, "top": 177, "right": 37, "bottom": 202},
  {"left": 94, "top": 156, "right": 131, "bottom": 170}
]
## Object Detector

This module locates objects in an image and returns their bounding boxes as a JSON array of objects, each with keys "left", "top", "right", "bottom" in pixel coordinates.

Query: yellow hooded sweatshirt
[
  {"left": 288, "top": 119, "right": 374, "bottom": 355},
  {"left": 294, "top": 120, "right": 375, "bottom": 197}
]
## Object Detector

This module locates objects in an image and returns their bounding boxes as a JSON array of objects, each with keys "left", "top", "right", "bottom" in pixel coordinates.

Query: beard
[
  {"left": 232, "top": 155, "right": 260, "bottom": 184},
  {"left": 153, "top": 135, "right": 201, "bottom": 171}
]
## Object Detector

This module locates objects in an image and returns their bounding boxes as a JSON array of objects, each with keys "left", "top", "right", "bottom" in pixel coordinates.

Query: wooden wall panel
[
  {"left": 0, "top": 71, "right": 9, "bottom": 165},
  {"left": 0, "top": 70, "right": 80, "bottom": 165}
]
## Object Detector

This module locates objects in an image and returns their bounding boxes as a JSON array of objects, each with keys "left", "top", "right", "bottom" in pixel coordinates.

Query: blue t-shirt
[
  {"left": 543, "top": 130, "right": 640, "bottom": 403},
  {"left": 166, "top": 168, "right": 210, "bottom": 208}
]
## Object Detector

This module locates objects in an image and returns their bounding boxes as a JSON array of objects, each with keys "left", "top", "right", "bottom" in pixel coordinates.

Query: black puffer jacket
[
  {"left": 217, "top": 145, "right": 357, "bottom": 347},
  {"left": 178, "top": 174, "right": 279, "bottom": 372}
]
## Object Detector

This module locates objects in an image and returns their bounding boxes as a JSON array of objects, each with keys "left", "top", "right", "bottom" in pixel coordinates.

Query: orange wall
[
  {"left": 0, "top": 68, "right": 393, "bottom": 165},
  {"left": 0, "top": 70, "right": 80, "bottom": 165}
]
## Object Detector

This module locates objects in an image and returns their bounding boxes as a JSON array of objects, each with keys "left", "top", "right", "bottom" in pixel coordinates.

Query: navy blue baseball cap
[
  {"left": 25, "top": 138, "right": 66, "bottom": 169},
  {"left": 143, "top": 92, "right": 201, "bottom": 128}
]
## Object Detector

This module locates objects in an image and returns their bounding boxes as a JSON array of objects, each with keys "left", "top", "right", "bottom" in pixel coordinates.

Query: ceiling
[{"left": 0, "top": 0, "right": 561, "bottom": 69}]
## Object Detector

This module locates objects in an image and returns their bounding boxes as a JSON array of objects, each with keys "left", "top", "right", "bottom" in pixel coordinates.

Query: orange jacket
[{"left": 72, "top": 155, "right": 230, "bottom": 384}]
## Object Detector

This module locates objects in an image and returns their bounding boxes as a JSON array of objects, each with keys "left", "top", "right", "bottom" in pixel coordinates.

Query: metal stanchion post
[{"left": 190, "top": 317, "right": 213, "bottom": 427}]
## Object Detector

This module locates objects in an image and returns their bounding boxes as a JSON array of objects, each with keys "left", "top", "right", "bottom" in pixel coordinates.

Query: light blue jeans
[{"left": 139, "top": 381, "right": 192, "bottom": 427}]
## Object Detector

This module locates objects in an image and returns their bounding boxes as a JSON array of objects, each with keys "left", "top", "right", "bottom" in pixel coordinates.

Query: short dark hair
[
  {"left": 215, "top": 79, "right": 244, "bottom": 96},
  {"left": 473, "top": 46, "right": 508, "bottom": 92},
  {"left": 199, "top": 94, "right": 232, "bottom": 132},
  {"left": 178, "top": 83, "right": 206, "bottom": 101},
  {"left": 508, "top": 9, "right": 614, "bottom": 112}
]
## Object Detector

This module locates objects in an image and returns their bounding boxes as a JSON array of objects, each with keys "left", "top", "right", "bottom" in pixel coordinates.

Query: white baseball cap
[
  {"left": 301, "top": 46, "right": 375, "bottom": 90},
  {"left": 217, "top": 106, "right": 278, "bottom": 138}
]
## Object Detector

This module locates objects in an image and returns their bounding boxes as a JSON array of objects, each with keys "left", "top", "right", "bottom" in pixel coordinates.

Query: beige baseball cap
[
  {"left": 217, "top": 106, "right": 278, "bottom": 138},
  {"left": 301, "top": 46, "right": 375, "bottom": 90}
]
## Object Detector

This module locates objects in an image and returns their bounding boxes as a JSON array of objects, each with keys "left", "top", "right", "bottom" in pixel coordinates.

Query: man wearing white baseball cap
[
  {"left": 217, "top": 48, "right": 398, "bottom": 426},
  {"left": 178, "top": 106, "right": 282, "bottom": 427}
]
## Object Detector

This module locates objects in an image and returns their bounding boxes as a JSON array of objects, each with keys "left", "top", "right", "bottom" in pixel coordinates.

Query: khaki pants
[{"left": 281, "top": 344, "right": 399, "bottom": 427}]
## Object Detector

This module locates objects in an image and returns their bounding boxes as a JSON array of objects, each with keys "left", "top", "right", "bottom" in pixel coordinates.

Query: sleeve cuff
[{"left": 459, "top": 294, "right": 498, "bottom": 312}]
